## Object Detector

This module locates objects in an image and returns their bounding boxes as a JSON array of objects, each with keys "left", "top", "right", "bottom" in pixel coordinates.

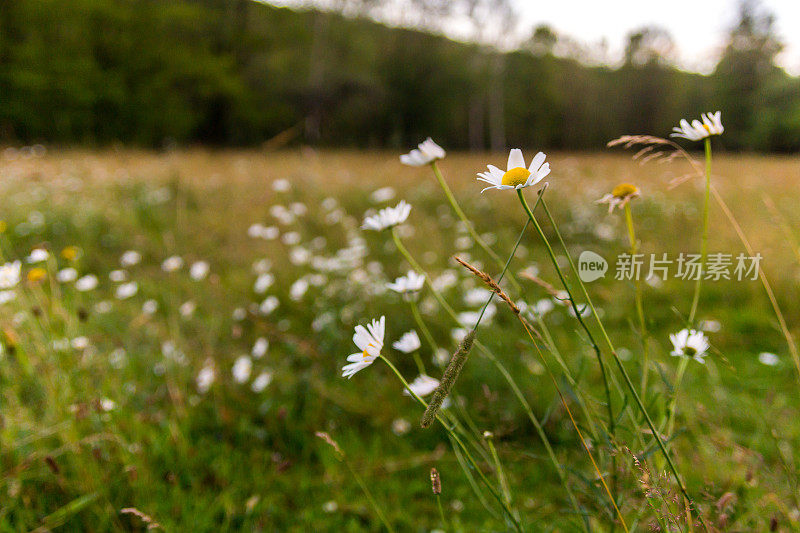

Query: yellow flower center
[
  {"left": 501, "top": 167, "right": 531, "bottom": 187},
  {"left": 702, "top": 123, "right": 710, "bottom": 132},
  {"left": 61, "top": 246, "right": 80, "bottom": 261},
  {"left": 611, "top": 183, "right": 638, "bottom": 199},
  {"left": 684, "top": 346, "right": 697, "bottom": 356}
]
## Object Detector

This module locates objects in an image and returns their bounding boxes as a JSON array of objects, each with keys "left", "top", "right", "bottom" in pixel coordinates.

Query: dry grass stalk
[{"left": 453, "top": 256, "right": 519, "bottom": 314}]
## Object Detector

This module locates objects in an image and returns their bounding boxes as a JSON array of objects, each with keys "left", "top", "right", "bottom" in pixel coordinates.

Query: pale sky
[{"left": 515, "top": 0, "right": 800, "bottom": 74}]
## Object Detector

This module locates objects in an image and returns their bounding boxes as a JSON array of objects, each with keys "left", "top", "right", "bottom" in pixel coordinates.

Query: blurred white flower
[
  {"left": 248, "top": 223, "right": 266, "bottom": 238},
  {"left": 142, "top": 299, "right": 158, "bottom": 314},
  {"left": 386, "top": 270, "right": 425, "bottom": 295},
  {"left": 290, "top": 279, "right": 309, "bottom": 301},
  {"left": 71, "top": 336, "right": 90, "bottom": 350},
  {"left": 671, "top": 111, "right": 723, "bottom": 141},
  {"left": 115, "top": 281, "right": 138, "bottom": 299},
  {"left": 232, "top": 307, "right": 247, "bottom": 321},
  {"left": 190, "top": 260, "right": 210, "bottom": 281},
  {"left": 361, "top": 200, "right": 411, "bottom": 231},
  {"left": 393, "top": 330, "right": 421, "bottom": 353},
  {"left": 533, "top": 298, "right": 555, "bottom": 316},
  {"left": 179, "top": 301, "right": 196, "bottom": 317},
  {"left": 162, "top": 255, "right": 184, "bottom": 272},
  {"left": 99, "top": 398, "right": 116, "bottom": 412},
  {"left": 196, "top": 364, "right": 215, "bottom": 393},
  {"left": 251, "top": 371, "right": 273, "bottom": 392},
  {"left": 370, "top": 186, "right": 396, "bottom": 203},
  {"left": 400, "top": 138, "right": 446, "bottom": 166},
  {"left": 232, "top": 355, "right": 252, "bottom": 383},
  {"left": 758, "top": 352, "right": 779, "bottom": 366},
  {"left": 477, "top": 149, "right": 551, "bottom": 193},
  {"left": 252, "top": 337, "right": 269, "bottom": 359},
  {"left": 669, "top": 329, "right": 710, "bottom": 363},
  {"left": 254, "top": 273, "right": 275, "bottom": 294},
  {"left": 56, "top": 267, "right": 78, "bottom": 283},
  {"left": 272, "top": 178, "right": 291, "bottom": 192},
  {"left": 109, "top": 269, "right": 128, "bottom": 282},
  {"left": 282, "top": 231, "right": 301, "bottom": 245},
  {"left": 75, "top": 274, "right": 98, "bottom": 291},
  {"left": 26, "top": 248, "right": 49, "bottom": 263},
  {"left": 259, "top": 296, "right": 279, "bottom": 315},
  {"left": 342, "top": 316, "right": 385, "bottom": 379},
  {"left": 0, "top": 290, "right": 16, "bottom": 304},
  {"left": 392, "top": 418, "right": 411, "bottom": 435},
  {"left": 463, "top": 287, "right": 491, "bottom": 307},
  {"left": 120, "top": 250, "right": 142, "bottom": 267},
  {"left": 0, "top": 261, "right": 22, "bottom": 288},
  {"left": 403, "top": 374, "right": 439, "bottom": 397}
]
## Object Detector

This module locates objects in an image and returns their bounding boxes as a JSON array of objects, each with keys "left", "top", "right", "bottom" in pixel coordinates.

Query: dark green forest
[{"left": 1, "top": 0, "right": 798, "bottom": 151}]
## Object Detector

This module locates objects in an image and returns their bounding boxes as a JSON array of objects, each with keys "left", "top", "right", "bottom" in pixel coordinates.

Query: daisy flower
[
  {"left": 669, "top": 328, "right": 710, "bottom": 363},
  {"left": 232, "top": 355, "right": 253, "bottom": 383},
  {"left": 362, "top": 200, "right": 411, "bottom": 231},
  {"left": 26, "top": 248, "right": 49, "bottom": 263},
  {"left": 190, "top": 261, "right": 210, "bottom": 281},
  {"left": 161, "top": 255, "right": 184, "bottom": 272},
  {"left": 386, "top": 270, "right": 425, "bottom": 295},
  {"left": 597, "top": 183, "right": 640, "bottom": 213},
  {"left": 75, "top": 274, "right": 99, "bottom": 292},
  {"left": 400, "top": 138, "right": 446, "bottom": 166},
  {"left": 477, "top": 149, "right": 551, "bottom": 193},
  {"left": 671, "top": 111, "right": 723, "bottom": 141},
  {"left": 393, "top": 330, "right": 421, "bottom": 353},
  {"left": 342, "top": 316, "right": 385, "bottom": 379}
]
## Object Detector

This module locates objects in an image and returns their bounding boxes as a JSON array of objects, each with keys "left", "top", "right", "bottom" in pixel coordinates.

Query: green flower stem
[
  {"left": 624, "top": 203, "right": 649, "bottom": 397},
  {"left": 664, "top": 356, "right": 690, "bottom": 439},
  {"left": 486, "top": 434, "right": 514, "bottom": 512},
  {"left": 436, "top": 494, "right": 448, "bottom": 531},
  {"left": 379, "top": 355, "right": 524, "bottom": 532},
  {"left": 430, "top": 161, "right": 522, "bottom": 292},
  {"left": 532, "top": 193, "right": 710, "bottom": 532},
  {"left": 408, "top": 300, "right": 433, "bottom": 374},
  {"left": 343, "top": 457, "right": 396, "bottom": 533},
  {"left": 391, "top": 210, "right": 589, "bottom": 532},
  {"left": 688, "top": 137, "right": 712, "bottom": 325}
]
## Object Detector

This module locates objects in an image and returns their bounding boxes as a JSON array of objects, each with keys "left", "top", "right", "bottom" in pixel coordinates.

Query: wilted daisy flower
[
  {"left": 597, "top": 183, "right": 640, "bottom": 213},
  {"left": 403, "top": 374, "right": 440, "bottom": 397},
  {"left": 0, "top": 261, "right": 21, "bottom": 289},
  {"left": 669, "top": 329, "right": 710, "bottom": 363},
  {"left": 57, "top": 267, "right": 78, "bottom": 283},
  {"left": 362, "top": 200, "right": 411, "bottom": 231},
  {"left": 342, "top": 316, "right": 385, "bottom": 379},
  {"left": 190, "top": 261, "right": 210, "bottom": 281},
  {"left": 232, "top": 355, "right": 253, "bottom": 383},
  {"left": 120, "top": 250, "right": 142, "bottom": 267},
  {"left": 251, "top": 371, "right": 273, "bottom": 392},
  {"left": 393, "top": 330, "right": 421, "bottom": 353},
  {"left": 386, "top": 270, "right": 425, "bottom": 296},
  {"left": 400, "top": 138, "right": 446, "bottom": 166},
  {"left": 196, "top": 364, "right": 216, "bottom": 394},
  {"left": 162, "top": 255, "right": 184, "bottom": 272},
  {"left": 75, "top": 274, "right": 99, "bottom": 292},
  {"left": 115, "top": 281, "right": 138, "bottom": 299},
  {"left": 671, "top": 111, "right": 724, "bottom": 141},
  {"left": 26, "top": 248, "right": 49, "bottom": 263},
  {"left": 477, "top": 149, "right": 551, "bottom": 193}
]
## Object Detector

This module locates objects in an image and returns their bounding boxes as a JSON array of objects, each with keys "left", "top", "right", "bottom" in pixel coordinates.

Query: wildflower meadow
[{"left": 1, "top": 112, "right": 799, "bottom": 531}]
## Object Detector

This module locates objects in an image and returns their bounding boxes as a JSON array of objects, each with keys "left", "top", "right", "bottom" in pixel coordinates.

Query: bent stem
[
  {"left": 530, "top": 193, "right": 710, "bottom": 532},
  {"left": 688, "top": 137, "right": 712, "bottom": 325},
  {"left": 379, "top": 355, "right": 524, "bottom": 532},
  {"left": 623, "top": 203, "right": 649, "bottom": 397}
]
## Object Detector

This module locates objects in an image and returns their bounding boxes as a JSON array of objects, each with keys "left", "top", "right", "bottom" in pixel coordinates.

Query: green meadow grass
[{"left": 0, "top": 149, "right": 798, "bottom": 531}]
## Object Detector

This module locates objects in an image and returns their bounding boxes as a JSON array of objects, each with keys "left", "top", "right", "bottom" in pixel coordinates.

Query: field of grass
[{"left": 1, "top": 147, "right": 799, "bottom": 531}]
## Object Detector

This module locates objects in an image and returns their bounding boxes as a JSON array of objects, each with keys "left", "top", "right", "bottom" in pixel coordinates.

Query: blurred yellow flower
[
  {"left": 61, "top": 246, "right": 81, "bottom": 261},
  {"left": 27, "top": 267, "right": 47, "bottom": 283}
]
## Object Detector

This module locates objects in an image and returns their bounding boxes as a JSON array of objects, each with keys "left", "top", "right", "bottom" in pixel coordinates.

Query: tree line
[{"left": 0, "top": 0, "right": 797, "bottom": 151}]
